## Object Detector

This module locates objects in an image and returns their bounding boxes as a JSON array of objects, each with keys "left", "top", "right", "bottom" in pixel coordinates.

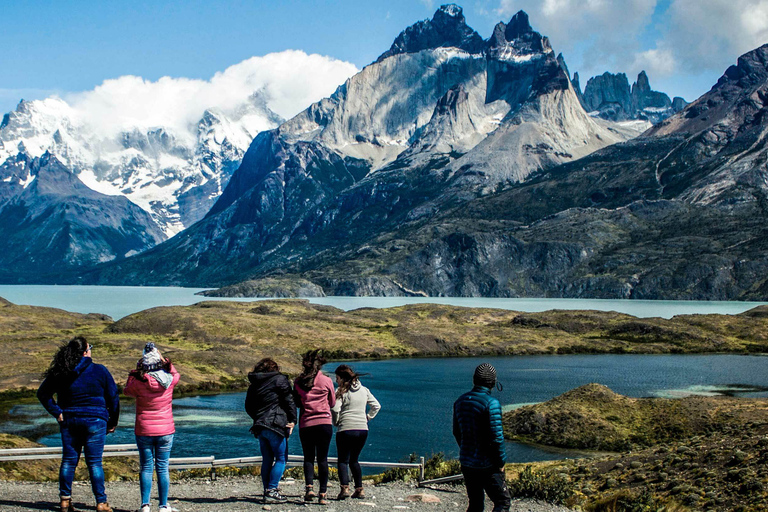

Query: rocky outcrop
[
  {"left": 198, "top": 277, "right": 326, "bottom": 298},
  {"left": 580, "top": 71, "right": 686, "bottom": 123}
]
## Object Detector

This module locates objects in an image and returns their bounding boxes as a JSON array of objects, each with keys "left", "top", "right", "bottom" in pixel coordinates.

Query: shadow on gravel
[
  {"left": 175, "top": 495, "right": 306, "bottom": 507},
  {"left": 0, "top": 501, "right": 52, "bottom": 511},
  {"left": 0, "top": 501, "right": 132, "bottom": 512}
]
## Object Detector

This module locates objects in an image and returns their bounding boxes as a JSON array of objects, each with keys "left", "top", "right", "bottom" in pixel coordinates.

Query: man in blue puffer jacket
[{"left": 453, "top": 363, "right": 510, "bottom": 512}]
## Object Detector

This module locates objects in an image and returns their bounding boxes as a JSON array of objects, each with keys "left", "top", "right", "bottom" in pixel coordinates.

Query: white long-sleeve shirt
[{"left": 331, "top": 381, "right": 381, "bottom": 432}]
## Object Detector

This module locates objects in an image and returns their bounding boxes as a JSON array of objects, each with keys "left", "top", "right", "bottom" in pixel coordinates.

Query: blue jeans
[
  {"left": 258, "top": 428, "right": 287, "bottom": 491},
  {"left": 59, "top": 416, "right": 107, "bottom": 503},
  {"left": 136, "top": 434, "right": 174, "bottom": 507}
]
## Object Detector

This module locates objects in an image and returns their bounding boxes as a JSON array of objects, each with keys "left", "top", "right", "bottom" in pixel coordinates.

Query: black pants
[
  {"left": 299, "top": 424, "right": 333, "bottom": 493},
  {"left": 461, "top": 466, "right": 511, "bottom": 512},
  {"left": 336, "top": 429, "right": 368, "bottom": 487}
]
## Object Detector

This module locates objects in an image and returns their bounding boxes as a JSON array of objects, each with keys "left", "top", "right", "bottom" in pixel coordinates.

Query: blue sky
[{"left": 1, "top": 0, "right": 765, "bottom": 115}]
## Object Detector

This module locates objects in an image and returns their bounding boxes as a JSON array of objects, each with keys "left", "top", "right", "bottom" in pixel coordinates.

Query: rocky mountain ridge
[{"left": 68, "top": 5, "right": 648, "bottom": 287}]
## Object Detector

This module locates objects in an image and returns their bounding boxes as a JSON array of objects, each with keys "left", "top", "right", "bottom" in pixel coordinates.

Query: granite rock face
[{"left": 579, "top": 71, "right": 686, "bottom": 123}]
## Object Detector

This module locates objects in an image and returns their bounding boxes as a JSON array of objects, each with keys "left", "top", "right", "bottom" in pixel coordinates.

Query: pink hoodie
[
  {"left": 294, "top": 372, "right": 336, "bottom": 428},
  {"left": 124, "top": 364, "right": 180, "bottom": 437}
]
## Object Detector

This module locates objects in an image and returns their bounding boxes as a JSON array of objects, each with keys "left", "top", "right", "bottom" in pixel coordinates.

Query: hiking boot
[
  {"left": 352, "top": 487, "right": 366, "bottom": 499},
  {"left": 60, "top": 497, "right": 77, "bottom": 512},
  {"left": 264, "top": 488, "right": 287, "bottom": 503},
  {"left": 318, "top": 493, "right": 328, "bottom": 505},
  {"left": 96, "top": 503, "right": 113, "bottom": 512},
  {"left": 304, "top": 484, "right": 316, "bottom": 502},
  {"left": 337, "top": 485, "right": 350, "bottom": 500}
]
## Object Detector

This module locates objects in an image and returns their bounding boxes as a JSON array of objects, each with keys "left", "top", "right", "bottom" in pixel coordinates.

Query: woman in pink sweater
[
  {"left": 293, "top": 350, "right": 336, "bottom": 505},
  {"left": 124, "top": 343, "right": 180, "bottom": 512}
]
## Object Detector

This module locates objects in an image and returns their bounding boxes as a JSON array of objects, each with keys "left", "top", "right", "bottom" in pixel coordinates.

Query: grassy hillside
[
  {"left": 2, "top": 296, "right": 768, "bottom": 396},
  {"left": 503, "top": 385, "right": 768, "bottom": 511}
]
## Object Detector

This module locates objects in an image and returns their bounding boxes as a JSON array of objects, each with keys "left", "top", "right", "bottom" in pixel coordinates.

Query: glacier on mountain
[{"left": 0, "top": 92, "right": 282, "bottom": 237}]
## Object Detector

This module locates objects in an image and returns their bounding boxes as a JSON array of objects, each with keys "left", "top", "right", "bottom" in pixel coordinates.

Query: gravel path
[{"left": 0, "top": 476, "right": 574, "bottom": 512}]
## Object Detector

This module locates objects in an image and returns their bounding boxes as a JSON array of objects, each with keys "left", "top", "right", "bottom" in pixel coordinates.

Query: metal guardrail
[{"left": 0, "top": 445, "right": 427, "bottom": 482}]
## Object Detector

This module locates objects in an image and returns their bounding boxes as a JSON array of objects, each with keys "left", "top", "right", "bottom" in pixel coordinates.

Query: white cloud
[
  {"left": 661, "top": 0, "right": 768, "bottom": 73},
  {"left": 62, "top": 50, "right": 358, "bottom": 139},
  {"left": 631, "top": 48, "right": 676, "bottom": 77},
  {"left": 496, "top": 0, "right": 658, "bottom": 79}
]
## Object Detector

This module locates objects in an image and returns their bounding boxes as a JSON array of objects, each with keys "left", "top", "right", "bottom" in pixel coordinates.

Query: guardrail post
[
  {"left": 211, "top": 465, "right": 216, "bottom": 481},
  {"left": 419, "top": 456, "right": 425, "bottom": 483}
]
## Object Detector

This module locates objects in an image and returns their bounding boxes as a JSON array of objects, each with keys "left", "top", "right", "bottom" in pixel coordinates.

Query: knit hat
[
  {"left": 473, "top": 363, "right": 497, "bottom": 388},
  {"left": 140, "top": 342, "right": 164, "bottom": 372}
]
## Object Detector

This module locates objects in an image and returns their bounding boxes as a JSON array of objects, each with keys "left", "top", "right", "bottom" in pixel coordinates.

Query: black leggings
[
  {"left": 336, "top": 429, "right": 368, "bottom": 488},
  {"left": 299, "top": 424, "right": 333, "bottom": 493}
]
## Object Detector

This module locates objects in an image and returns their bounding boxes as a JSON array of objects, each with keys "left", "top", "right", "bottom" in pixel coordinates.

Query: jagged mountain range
[
  {"left": 6, "top": 3, "right": 763, "bottom": 301},
  {"left": 69, "top": 6, "right": 655, "bottom": 287}
]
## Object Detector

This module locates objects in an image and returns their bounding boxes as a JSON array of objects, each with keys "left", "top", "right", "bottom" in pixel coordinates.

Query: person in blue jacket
[
  {"left": 453, "top": 363, "right": 510, "bottom": 512},
  {"left": 37, "top": 336, "right": 120, "bottom": 512}
]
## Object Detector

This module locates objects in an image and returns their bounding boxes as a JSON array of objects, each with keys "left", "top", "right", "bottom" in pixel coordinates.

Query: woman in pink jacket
[
  {"left": 124, "top": 343, "right": 180, "bottom": 512},
  {"left": 293, "top": 350, "right": 335, "bottom": 505}
]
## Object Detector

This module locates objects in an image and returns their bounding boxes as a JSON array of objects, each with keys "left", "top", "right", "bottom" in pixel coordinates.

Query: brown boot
[
  {"left": 337, "top": 485, "right": 350, "bottom": 500},
  {"left": 96, "top": 503, "right": 112, "bottom": 512},
  {"left": 59, "top": 497, "right": 77, "bottom": 512},
  {"left": 352, "top": 487, "right": 366, "bottom": 499}
]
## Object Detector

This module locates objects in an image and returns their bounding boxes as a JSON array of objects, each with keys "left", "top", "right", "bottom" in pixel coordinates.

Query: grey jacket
[{"left": 331, "top": 381, "right": 380, "bottom": 432}]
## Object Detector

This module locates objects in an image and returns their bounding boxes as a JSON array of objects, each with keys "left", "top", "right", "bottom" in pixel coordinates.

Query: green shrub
[
  {"left": 585, "top": 489, "right": 674, "bottom": 512},
  {"left": 508, "top": 465, "right": 574, "bottom": 505}
]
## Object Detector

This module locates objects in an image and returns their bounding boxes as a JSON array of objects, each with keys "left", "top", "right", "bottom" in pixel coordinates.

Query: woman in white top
[{"left": 331, "top": 364, "right": 380, "bottom": 500}]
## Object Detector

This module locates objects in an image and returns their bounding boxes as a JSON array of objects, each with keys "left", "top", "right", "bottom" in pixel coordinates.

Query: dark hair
[
  {"left": 44, "top": 336, "right": 89, "bottom": 379},
  {"left": 252, "top": 358, "right": 280, "bottom": 373},
  {"left": 296, "top": 349, "right": 327, "bottom": 391},
  {"left": 335, "top": 364, "right": 369, "bottom": 399}
]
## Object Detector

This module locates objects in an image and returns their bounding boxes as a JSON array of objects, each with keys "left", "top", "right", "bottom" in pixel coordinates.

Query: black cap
[{"left": 473, "top": 363, "right": 497, "bottom": 388}]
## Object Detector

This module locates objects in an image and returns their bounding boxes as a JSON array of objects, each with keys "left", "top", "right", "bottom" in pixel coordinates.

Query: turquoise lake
[
  {"left": 5, "top": 355, "right": 768, "bottom": 466},
  {"left": 0, "top": 285, "right": 766, "bottom": 320}
]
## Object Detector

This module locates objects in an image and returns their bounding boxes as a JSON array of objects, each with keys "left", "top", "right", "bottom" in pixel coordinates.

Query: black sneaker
[{"left": 264, "top": 488, "right": 287, "bottom": 503}]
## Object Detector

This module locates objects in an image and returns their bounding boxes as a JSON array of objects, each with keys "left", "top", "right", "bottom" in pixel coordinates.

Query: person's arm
[
  {"left": 452, "top": 402, "right": 461, "bottom": 446},
  {"left": 365, "top": 387, "right": 381, "bottom": 421},
  {"left": 278, "top": 376, "right": 298, "bottom": 425},
  {"left": 103, "top": 367, "right": 120, "bottom": 432},
  {"left": 327, "top": 378, "right": 337, "bottom": 409},
  {"left": 488, "top": 398, "right": 506, "bottom": 469},
  {"left": 37, "top": 377, "right": 63, "bottom": 421},
  {"left": 123, "top": 372, "right": 143, "bottom": 398},
  {"left": 166, "top": 361, "right": 181, "bottom": 389},
  {"left": 331, "top": 395, "right": 341, "bottom": 426}
]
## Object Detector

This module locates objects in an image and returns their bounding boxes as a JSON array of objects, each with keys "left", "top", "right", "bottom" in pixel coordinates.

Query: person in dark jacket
[
  {"left": 245, "top": 357, "right": 297, "bottom": 503},
  {"left": 37, "top": 336, "right": 120, "bottom": 512},
  {"left": 453, "top": 363, "right": 510, "bottom": 512}
]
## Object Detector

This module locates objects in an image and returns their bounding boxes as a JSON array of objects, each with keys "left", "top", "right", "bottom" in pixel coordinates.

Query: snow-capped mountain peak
[{"left": 0, "top": 91, "right": 283, "bottom": 236}]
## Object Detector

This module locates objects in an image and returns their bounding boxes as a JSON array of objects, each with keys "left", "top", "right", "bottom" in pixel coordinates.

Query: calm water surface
[
  {"left": 0, "top": 285, "right": 765, "bottom": 319},
  {"left": 6, "top": 355, "right": 768, "bottom": 465}
]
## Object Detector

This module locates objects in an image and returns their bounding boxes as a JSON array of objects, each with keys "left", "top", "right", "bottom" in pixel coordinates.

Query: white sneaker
[{"left": 139, "top": 505, "right": 150, "bottom": 512}]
